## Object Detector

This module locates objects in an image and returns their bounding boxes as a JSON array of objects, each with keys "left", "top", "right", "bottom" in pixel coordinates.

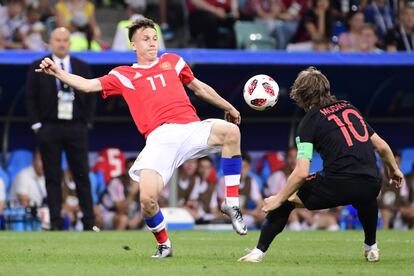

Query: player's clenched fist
[
  {"left": 262, "top": 195, "right": 282, "bottom": 212},
  {"left": 224, "top": 107, "right": 241, "bottom": 125},
  {"left": 35, "top": 57, "right": 59, "bottom": 75}
]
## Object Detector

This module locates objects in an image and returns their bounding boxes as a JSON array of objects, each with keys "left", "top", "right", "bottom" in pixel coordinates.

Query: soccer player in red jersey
[{"left": 35, "top": 20, "right": 246, "bottom": 258}]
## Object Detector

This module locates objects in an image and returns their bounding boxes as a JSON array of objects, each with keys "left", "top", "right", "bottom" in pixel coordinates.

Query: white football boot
[
  {"left": 151, "top": 244, "right": 173, "bottom": 259},
  {"left": 238, "top": 248, "right": 266, "bottom": 263},
  {"left": 220, "top": 202, "right": 247, "bottom": 235},
  {"left": 364, "top": 243, "right": 380, "bottom": 262}
]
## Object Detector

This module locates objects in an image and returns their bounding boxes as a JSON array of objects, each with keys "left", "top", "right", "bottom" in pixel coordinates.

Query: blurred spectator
[
  {"left": 359, "top": 23, "right": 382, "bottom": 52},
  {"left": 0, "top": 175, "right": 5, "bottom": 215},
  {"left": 264, "top": 148, "right": 303, "bottom": 229},
  {"left": 187, "top": 0, "right": 239, "bottom": 48},
  {"left": 55, "top": 0, "right": 102, "bottom": 41},
  {"left": 26, "top": 27, "right": 97, "bottom": 230},
  {"left": 0, "top": 31, "right": 5, "bottom": 49},
  {"left": 8, "top": 149, "right": 46, "bottom": 208},
  {"left": 255, "top": 151, "right": 285, "bottom": 185},
  {"left": 98, "top": 158, "right": 142, "bottom": 230},
  {"left": 330, "top": 0, "right": 367, "bottom": 21},
  {"left": 264, "top": 148, "right": 297, "bottom": 197},
  {"left": 338, "top": 10, "right": 365, "bottom": 51},
  {"left": 385, "top": 4, "right": 414, "bottom": 51},
  {"left": 186, "top": 157, "right": 220, "bottom": 223},
  {"left": 37, "top": 0, "right": 55, "bottom": 22},
  {"left": 364, "top": 0, "right": 395, "bottom": 40},
  {"left": 219, "top": 152, "right": 264, "bottom": 228},
  {"left": 159, "top": 0, "right": 174, "bottom": 40},
  {"left": 61, "top": 169, "right": 82, "bottom": 230},
  {"left": 273, "top": 0, "right": 309, "bottom": 49},
  {"left": 69, "top": 12, "right": 102, "bottom": 51},
  {"left": 313, "top": 36, "right": 331, "bottom": 50},
  {"left": 19, "top": 4, "right": 48, "bottom": 50},
  {"left": 241, "top": 0, "right": 308, "bottom": 49},
  {"left": 177, "top": 159, "right": 200, "bottom": 207},
  {"left": 62, "top": 168, "right": 106, "bottom": 230},
  {"left": 290, "top": 0, "right": 333, "bottom": 49},
  {"left": 400, "top": 164, "right": 414, "bottom": 228},
  {"left": 112, "top": 0, "right": 165, "bottom": 51},
  {"left": 93, "top": 147, "right": 126, "bottom": 184},
  {"left": 378, "top": 150, "right": 406, "bottom": 229},
  {"left": 0, "top": 0, "right": 26, "bottom": 49},
  {"left": 242, "top": 0, "right": 281, "bottom": 37}
]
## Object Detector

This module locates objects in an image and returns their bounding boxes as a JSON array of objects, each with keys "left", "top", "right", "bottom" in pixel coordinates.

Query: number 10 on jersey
[
  {"left": 147, "top": 74, "right": 166, "bottom": 91},
  {"left": 328, "top": 109, "right": 369, "bottom": 147}
]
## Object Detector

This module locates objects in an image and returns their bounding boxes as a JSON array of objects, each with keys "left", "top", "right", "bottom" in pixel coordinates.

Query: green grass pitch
[{"left": 0, "top": 230, "right": 413, "bottom": 275}]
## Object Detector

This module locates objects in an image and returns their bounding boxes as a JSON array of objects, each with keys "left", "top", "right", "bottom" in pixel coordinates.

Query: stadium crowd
[
  {"left": 0, "top": 0, "right": 413, "bottom": 51},
  {"left": 1, "top": 146, "right": 413, "bottom": 231}
]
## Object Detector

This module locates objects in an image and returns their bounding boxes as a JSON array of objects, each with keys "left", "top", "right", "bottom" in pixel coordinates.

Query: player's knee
[
  {"left": 224, "top": 123, "right": 240, "bottom": 144},
  {"left": 140, "top": 194, "right": 158, "bottom": 215}
]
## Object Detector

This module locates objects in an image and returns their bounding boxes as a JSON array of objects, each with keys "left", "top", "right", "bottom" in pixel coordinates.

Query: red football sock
[{"left": 153, "top": 228, "right": 169, "bottom": 244}]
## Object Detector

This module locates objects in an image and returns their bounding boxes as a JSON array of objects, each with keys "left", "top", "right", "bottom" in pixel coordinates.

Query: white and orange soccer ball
[{"left": 243, "top": 74, "right": 279, "bottom": 111}]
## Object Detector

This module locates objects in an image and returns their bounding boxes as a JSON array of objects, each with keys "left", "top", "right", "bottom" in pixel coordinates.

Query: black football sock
[
  {"left": 353, "top": 200, "right": 378, "bottom": 246},
  {"left": 257, "top": 201, "right": 295, "bottom": 252}
]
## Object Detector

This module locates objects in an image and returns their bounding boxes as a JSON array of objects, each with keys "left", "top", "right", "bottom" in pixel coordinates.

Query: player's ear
[{"left": 131, "top": 41, "right": 137, "bottom": 51}]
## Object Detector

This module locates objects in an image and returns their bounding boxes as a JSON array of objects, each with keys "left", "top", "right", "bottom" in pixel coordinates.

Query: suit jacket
[{"left": 26, "top": 55, "right": 97, "bottom": 126}]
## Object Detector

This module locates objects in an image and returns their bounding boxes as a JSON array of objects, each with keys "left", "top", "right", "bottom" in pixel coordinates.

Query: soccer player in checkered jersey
[
  {"left": 36, "top": 19, "right": 247, "bottom": 258},
  {"left": 239, "top": 67, "right": 404, "bottom": 263}
]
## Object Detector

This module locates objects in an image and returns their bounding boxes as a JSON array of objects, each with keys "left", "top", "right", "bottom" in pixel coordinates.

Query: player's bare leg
[
  {"left": 139, "top": 169, "right": 172, "bottom": 258},
  {"left": 208, "top": 121, "right": 247, "bottom": 235}
]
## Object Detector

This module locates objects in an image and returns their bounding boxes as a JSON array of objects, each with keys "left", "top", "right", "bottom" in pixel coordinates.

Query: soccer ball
[{"left": 243, "top": 74, "right": 279, "bottom": 111}]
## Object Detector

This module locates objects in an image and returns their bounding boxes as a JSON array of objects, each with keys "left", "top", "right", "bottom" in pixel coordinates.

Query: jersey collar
[{"left": 132, "top": 58, "right": 159, "bottom": 69}]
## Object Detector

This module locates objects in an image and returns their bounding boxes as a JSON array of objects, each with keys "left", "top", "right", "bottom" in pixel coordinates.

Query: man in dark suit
[{"left": 26, "top": 27, "right": 97, "bottom": 230}]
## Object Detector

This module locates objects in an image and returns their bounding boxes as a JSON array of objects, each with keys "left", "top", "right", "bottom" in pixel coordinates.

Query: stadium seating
[
  {"left": 6, "top": 149, "right": 33, "bottom": 193},
  {"left": 234, "top": 21, "right": 276, "bottom": 50}
]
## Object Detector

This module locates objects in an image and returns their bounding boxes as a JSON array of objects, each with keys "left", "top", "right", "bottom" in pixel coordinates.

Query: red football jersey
[
  {"left": 98, "top": 53, "right": 200, "bottom": 138},
  {"left": 93, "top": 147, "right": 126, "bottom": 184}
]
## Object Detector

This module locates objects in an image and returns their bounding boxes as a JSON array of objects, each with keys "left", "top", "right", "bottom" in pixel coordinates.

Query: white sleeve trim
[
  {"left": 109, "top": 70, "right": 135, "bottom": 90},
  {"left": 174, "top": 57, "right": 186, "bottom": 76}
]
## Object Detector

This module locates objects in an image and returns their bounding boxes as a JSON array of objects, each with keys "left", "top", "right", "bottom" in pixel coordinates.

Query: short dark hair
[
  {"left": 198, "top": 156, "right": 213, "bottom": 164},
  {"left": 127, "top": 18, "right": 156, "bottom": 42},
  {"left": 290, "top": 67, "right": 336, "bottom": 111}
]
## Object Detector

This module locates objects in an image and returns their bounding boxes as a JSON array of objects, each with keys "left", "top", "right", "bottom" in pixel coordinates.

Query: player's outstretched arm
[
  {"left": 35, "top": 57, "right": 102, "bottom": 93},
  {"left": 262, "top": 158, "right": 310, "bottom": 212},
  {"left": 371, "top": 133, "right": 403, "bottom": 188},
  {"left": 186, "top": 78, "right": 241, "bottom": 124}
]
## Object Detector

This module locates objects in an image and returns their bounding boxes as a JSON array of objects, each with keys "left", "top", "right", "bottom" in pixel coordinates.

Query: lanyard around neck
[{"left": 55, "top": 59, "right": 72, "bottom": 91}]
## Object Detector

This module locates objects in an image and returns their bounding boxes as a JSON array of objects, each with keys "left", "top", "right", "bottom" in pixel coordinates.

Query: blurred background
[{"left": 0, "top": 0, "right": 413, "bottom": 232}]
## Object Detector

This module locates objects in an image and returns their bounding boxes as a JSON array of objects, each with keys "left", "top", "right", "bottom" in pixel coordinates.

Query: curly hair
[
  {"left": 290, "top": 67, "right": 336, "bottom": 111},
  {"left": 127, "top": 18, "right": 156, "bottom": 42}
]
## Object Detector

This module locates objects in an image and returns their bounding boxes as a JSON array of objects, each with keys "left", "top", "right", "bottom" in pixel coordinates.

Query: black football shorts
[{"left": 297, "top": 173, "right": 381, "bottom": 210}]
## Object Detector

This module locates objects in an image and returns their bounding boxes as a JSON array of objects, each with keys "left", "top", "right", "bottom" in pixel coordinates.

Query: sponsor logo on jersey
[{"left": 160, "top": 62, "right": 172, "bottom": 70}]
